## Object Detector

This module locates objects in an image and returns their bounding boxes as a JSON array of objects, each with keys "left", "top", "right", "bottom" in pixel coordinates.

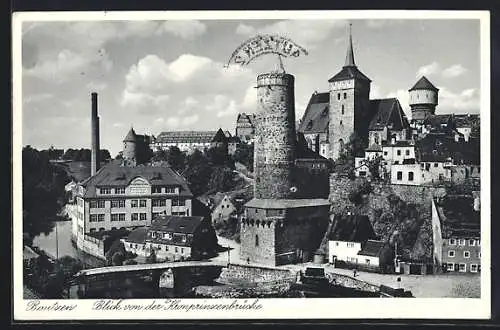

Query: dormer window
[{"left": 321, "top": 107, "right": 328, "bottom": 117}]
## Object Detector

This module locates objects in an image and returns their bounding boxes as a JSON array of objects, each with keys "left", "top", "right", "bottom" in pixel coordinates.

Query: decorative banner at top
[{"left": 226, "top": 34, "right": 308, "bottom": 67}]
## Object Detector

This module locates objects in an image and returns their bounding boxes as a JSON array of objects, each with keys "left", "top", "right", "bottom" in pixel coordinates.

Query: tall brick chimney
[{"left": 91, "top": 92, "right": 100, "bottom": 176}]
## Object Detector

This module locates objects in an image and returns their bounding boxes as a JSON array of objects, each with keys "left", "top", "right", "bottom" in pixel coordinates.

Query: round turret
[
  {"left": 254, "top": 72, "right": 296, "bottom": 199},
  {"left": 409, "top": 76, "right": 439, "bottom": 122},
  {"left": 123, "top": 127, "right": 137, "bottom": 161}
]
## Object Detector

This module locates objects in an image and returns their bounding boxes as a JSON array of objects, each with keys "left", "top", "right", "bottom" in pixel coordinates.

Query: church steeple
[{"left": 344, "top": 23, "right": 356, "bottom": 68}]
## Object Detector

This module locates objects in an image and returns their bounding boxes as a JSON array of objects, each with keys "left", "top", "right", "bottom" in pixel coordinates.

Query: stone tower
[
  {"left": 123, "top": 127, "right": 138, "bottom": 163},
  {"left": 328, "top": 23, "right": 371, "bottom": 160},
  {"left": 90, "top": 92, "right": 100, "bottom": 176},
  {"left": 254, "top": 71, "right": 297, "bottom": 199},
  {"left": 409, "top": 76, "right": 439, "bottom": 123}
]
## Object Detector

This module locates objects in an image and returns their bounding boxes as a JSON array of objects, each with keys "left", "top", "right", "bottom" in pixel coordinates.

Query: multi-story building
[
  {"left": 150, "top": 129, "right": 231, "bottom": 153},
  {"left": 121, "top": 215, "right": 219, "bottom": 262},
  {"left": 431, "top": 195, "right": 481, "bottom": 273},
  {"left": 296, "top": 92, "right": 330, "bottom": 158},
  {"left": 72, "top": 164, "right": 194, "bottom": 239},
  {"left": 235, "top": 113, "right": 256, "bottom": 143}
]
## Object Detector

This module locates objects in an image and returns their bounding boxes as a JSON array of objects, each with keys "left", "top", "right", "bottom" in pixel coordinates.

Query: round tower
[
  {"left": 123, "top": 127, "right": 137, "bottom": 161},
  {"left": 409, "top": 76, "right": 439, "bottom": 122},
  {"left": 254, "top": 71, "right": 296, "bottom": 199}
]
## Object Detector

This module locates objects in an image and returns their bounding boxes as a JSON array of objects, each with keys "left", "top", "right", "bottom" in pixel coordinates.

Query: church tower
[
  {"left": 409, "top": 76, "right": 439, "bottom": 123},
  {"left": 328, "top": 23, "right": 371, "bottom": 160}
]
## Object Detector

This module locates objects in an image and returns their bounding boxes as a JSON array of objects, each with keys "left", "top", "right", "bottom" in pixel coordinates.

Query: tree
[
  {"left": 23, "top": 146, "right": 69, "bottom": 240},
  {"left": 207, "top": 166, "right": 235, "bottom": 193},
  {"left": 111, "top": 252, "right": 125, "bottom": 266},
  {"left": 232, "top": 143, "right": 254, "bottom": 172},
  {"left": 99, "top": 149, "right": 112, "bottom": 161},
  {"left": 366, "top": 155, "right": 385, "bottom": 181},
  {"left": 333, "top": 133, "right": 366, "bottom": 178},
  {"left": 166, "top": 146, "right": 186, "bottom": 172}
]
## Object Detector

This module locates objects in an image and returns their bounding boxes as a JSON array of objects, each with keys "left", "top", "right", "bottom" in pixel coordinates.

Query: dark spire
[
  {"left": 344, "top": 23, "right": 356, "bottom": 68},
  {"left": 123, "top": 126, "right": 137, "bottom": 142}
]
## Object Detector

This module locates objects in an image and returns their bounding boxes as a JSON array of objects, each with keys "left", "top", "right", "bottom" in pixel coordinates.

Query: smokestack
[{"left": 91, "top": 92, "right": 100, "bottom": 176}]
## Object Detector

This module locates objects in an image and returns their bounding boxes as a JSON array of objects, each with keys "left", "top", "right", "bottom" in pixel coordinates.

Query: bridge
[{"left": 75, "top": 260, "right": 227, "bottom": 277}]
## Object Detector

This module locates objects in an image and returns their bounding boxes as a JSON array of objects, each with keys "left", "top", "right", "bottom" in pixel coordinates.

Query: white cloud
[
  {"left": 439, "top": 87, "right": 479, "bottom": 112},
  {"left": 442, "top": 64, "right": 468, "bottom": 78},
  {"left": 416, "top": 62, "right": 441, "bottom": 77},
  {"left": 235, "top": 19, "right": 347, "bottom": 48},
  {"left": 156, "top": 20, "right": 207, "bottom": 39},
  {"left": 112, "top": 122, "right": 125, "bottom": 128},
  {"left": 120, "top": 90, "right": 171, "bottom": 111}
]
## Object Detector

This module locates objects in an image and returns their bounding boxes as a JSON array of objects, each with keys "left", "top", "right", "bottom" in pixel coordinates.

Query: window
[
  {"left": 131, "top": 213, "right": 139, "bottom": 221},
  {"left": 359, "top": 171, "right": 366, "bottom": 177},
  {"left": 152, "top": 199, "right": 166, "bottom": 207},
  {"left": 408, "top": 172, "right": 414, "bottom": 181},
  {"left": 383, "top": 151, "right": 388, "bottom": 156},
  {"left": 341, "top": 105, "right": 345, "bottom": 114},
  {"left": 340, "top": 120, "right": 343, "bottom": 126},
  {"left": 111, "top": 214, "right": 119, "bottom": 222},
  {"left": 90, "top": 201, "right": 97, "bottom": 208},
  {"left": 163, "top": 232, "right": 172, "bottom": 240},
  {"left": 335, "top": 242, "right": 339, "bottom": 246},
  {"left": 447, "top": 263, "right": 455, "bottom": 271},
  {"left": 255, "top": 234, "right": 259, "bottom": 247},
  {"left": 434, "top": 163, "right": 439, "bottom": 167},
  {"left": 151, "top": 232, "right": 157, "bottom": 238},
  {"left": 115, "top": 187, "right": 125, "bottom": 194},
  {"left": 464, "top": 251, "right": 471, "bottom": 258},
  {"left": 458, "top": 239, "right": 466, "bottom": 246},
  {"left": 90, "top": 214, "right": 98, "bottom": 222},
  {"left": 165, "top": 245, "right": 169, "bottom": 251},
  {"left": 111, "top": 200, "right": 125, "bottom": 208},
  {"left": 175, "top": 247, "right": 179, "bottom": 253},
  {"left": 172, "top": 198, "right": 186, "bottom": 206},
  {"left": 343, "top": 92, "right": 347, "bottom": 99},
  {"left": 365, "top": 259, "right": 370, "bottom": 265},
  {"left": 140, "top": 213, "right": 147, "bottom": 221},
  {"left": 449, "top": 238, "right": 456, "bottom": 245},
  {"left": 97, "top": 200, "right": 105, "bottom": 208},
  {"left": 181, "top": 248, "right": 184, "bottom": 254},
  {"left": 100, "top": 188, "right": 112, "bottom": 195},
  {"left": 152, "top": 212, "right": 160, "bottom": 219},
  {"left": 119, "top": 214, "right": 125, "bottom": 221},
  {"left": 131, "top": 199, "right": 138, "bottom": 208},
  {"left": 347, "top": 242, "right": 355, "bottom": 248},
  {"left": 98, "top": 214, "right": 104, "bottom": 222},
  {"left": 165, "top": 187, "right": 176, "bottom": 194},
  {"left": 397, "top": 150, "right": 401, "bottom": 156},
  {"left": 459, "top": 263, "right": 466, "bottom": 272},
  {"left": 152, "top": 186, "right": 162, "bottom": 194},
  {"left": 337, "top": 93, "right": 340, "bottom": 100},
  {"left": 471, "top": 264, "right": 478, "bottom": 273},
  {"left": 469, "top": 239, "right": 475, "bottom": 246},
  {"left": 139, "top": 199, "right": 147, "bottom": 207},
  {"left": 448, "top": 250, "right": 455, "bottom": 257},
  {"left": 397, "top": 171, "right": 403, "bottom": 180},
  {"left": 405, "top": 150, "right": 410, "bottom": 156},
  {"left": 477, "top": 239, "right": 481, "bottom": 246}
]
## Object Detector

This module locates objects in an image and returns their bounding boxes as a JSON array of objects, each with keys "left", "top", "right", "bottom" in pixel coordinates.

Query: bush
[
  {"left": 111, "top": 252, "right": 125, "bottom": 266},
  {"left": 124, "top": 259, "right": 138, "bottom": 265}
]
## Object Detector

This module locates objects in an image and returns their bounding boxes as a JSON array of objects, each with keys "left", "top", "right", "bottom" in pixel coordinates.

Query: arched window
[
  {"left": 338, "top": 139, "right": 344, "bottom": 151},
  {"left": 255, "top": 234, "right": 259, "bottom": 247},
  {"left": 344, "top": 92, "right": 347, "bottom": 99},
  {"left": 337, "top": 93, "right": 341, "bottom": 100},
  {"left": 340, "top": 120, "right": 343, "bottom": 126},
  {"left": 341, "top": 105, "right": 345, "bottom": 115}
]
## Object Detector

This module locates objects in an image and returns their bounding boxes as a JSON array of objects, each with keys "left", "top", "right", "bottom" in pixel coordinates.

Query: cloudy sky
[{"left": 21, "top": 18, "right": 480, "bottom": 156}]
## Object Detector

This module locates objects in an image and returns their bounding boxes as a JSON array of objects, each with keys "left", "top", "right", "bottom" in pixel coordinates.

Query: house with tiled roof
[
  {"left": 235, "top": 112, "right": 256, "bottom": 143},
  {"left": 327, "top": 214, "right": 377, "bottom": 265},
  {"left": 356, "top": 240, "right": 394, "bottom": 273},
  {"left": 122, "top": 215, "right": 218, "bottom": 262},
  {"left": 150, "top": 130, "right": 228, "bottom": 154}
]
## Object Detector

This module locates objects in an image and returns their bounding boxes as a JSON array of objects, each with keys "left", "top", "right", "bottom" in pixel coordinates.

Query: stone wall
[
  {"left": 326, "top": 271, "right": 379, "bottom": 293},
  {"left": 240, "top": 213, "right": 276, "bottom": 266},
  {"left": 254, "top": 73, "right": 296, "bottom": 199}
]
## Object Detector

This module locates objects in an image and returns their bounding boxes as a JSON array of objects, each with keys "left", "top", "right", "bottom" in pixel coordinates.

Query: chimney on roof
[{"left": 91, "top": 92, "right": 100, "bottom": 176}]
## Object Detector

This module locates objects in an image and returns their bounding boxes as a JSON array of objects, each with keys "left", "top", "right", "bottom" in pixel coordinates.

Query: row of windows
[
  {"left": 449, "top": 238, "right": 480, "bottom": 246},
  {"left": 337, "top": 92, "right": 348, "bottom": 100},
  {"left": 448, "top": 250, "right": 481, "bottom": 258},
  {"left": 111, "top": 213, "right": 126, "bottom": 222},
  {"left": 131, "top": 213, "right": 148, "bottom": 221},
  {"left": 130, "top": 243, "right": 186, "bottom": 254},
  {"left": 98, "top": 187, "right": 125, "bottom": 195},
  {"left": 446, "top": 263, "right": 480, "bottom": 272},
  {"left": 152, "top": 186, "right": 177, "bottom": 194},
  {"left": 150, "top": 231, "right": 187, "bottom": 243},
  {"left": 90, "top": 199, "right": 187, "bottom": 208},
  {"left": 335, "top": 242, "right": 356, "bottom": 248},
  {"left": 89, "top": 214, "right": 105, "bottom": 222},
  {"left": 396, "top": 171, "right": 414, "bottom": 181}
]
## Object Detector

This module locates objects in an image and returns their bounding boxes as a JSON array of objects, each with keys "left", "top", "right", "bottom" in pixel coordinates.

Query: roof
[
  {"left": 79, "top": 163, "right": 192, "bottom": 198},
  {"left": 297, "top": 92, "right": 330, "bottom": 134},
  {"left": 368, "top": 98, "right": 410, "bottom": 131},
  {"left": 212, "top": 128, "right": 228, "bottom": 143},
  {"left": 236, "top": 113, "right": 256, "bottom": 125},
  {"left": 328, "top": 66, "right": 371, "bottom": 83},
  {"left": 150, "top": 215, "right": 205, "bottom": 235},
  {"left": 382, "top": 140, "right": 414, "bottom": 148},
  {"left": 123, "top": 127, "right": 137, "bottom": 142},
  {"left": 415, "top": 134, "right": 479, "bottom": 165},
  {"left": 125, "top": 227, "right": 148, "bottom": 244},
  {"left": 357, "top": 240, "right": 387, "bottom": 257},
  {"left": 23, "top": 246, "right": 39, "bottom": 260},
  {"left": 245, "top": 198, "right": 330, "bottom": 209},
  {"left": 409, "top": 76, "right": 439, "bottom": 92},
  {"left": 435, "top": 196, "right": 480, "bottom": 238},
  {"left": 155, "top": 131, "right": 218, "bottom": 144},
  {"left": 296, "top": 133, "right": 328, "bottom": 160},
  {"left": 228, "top": 136, "right": 241, "bottom": 143},
  {"left": 328, "top": 214, "right": 376, "bottom": 242}
]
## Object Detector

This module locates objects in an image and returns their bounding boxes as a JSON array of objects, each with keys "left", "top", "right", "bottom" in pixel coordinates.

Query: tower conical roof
[
  {"left": 344, "top": 23, "right": 356, "bottom": 67},
  {"left": 409, "top": 76, "right": 439, "bottom": 92},
  {"left": 123, "top": 127, "right": 137, "bottom": 142}
]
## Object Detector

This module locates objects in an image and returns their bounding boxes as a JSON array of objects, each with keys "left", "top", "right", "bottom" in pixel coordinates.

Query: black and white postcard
[{"left": 12, "top": 10, "right": 491, "bottom": 320}]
